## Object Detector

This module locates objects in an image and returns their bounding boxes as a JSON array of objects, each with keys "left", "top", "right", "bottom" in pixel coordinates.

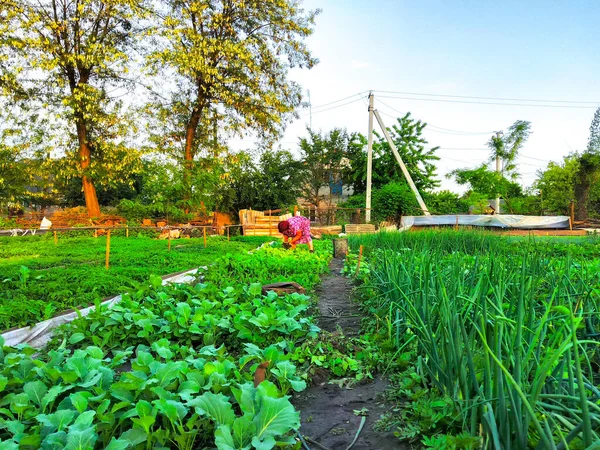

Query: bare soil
[{"left": 293, "top": 258, "right": 408, "bottom": 450}]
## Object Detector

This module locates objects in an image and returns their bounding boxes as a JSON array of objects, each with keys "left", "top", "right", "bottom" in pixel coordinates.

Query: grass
[
  {"left": 0, "top": 234, "right": 272, "bottom": 330},
  {"left": 348, "top": 230, "right": 600, "bottom": 449}
]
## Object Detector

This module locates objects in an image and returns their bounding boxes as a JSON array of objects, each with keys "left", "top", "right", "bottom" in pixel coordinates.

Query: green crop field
[
  {"left": 0, "top": 235, "right": 272, "bottom": 329},
  {"left": 348, "top": 230, "right": 600, "bottom": 449}
]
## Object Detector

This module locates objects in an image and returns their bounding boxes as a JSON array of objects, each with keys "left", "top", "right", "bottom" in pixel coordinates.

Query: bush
[
  {"left": 372, "top": 182, "right": 418, "bottom": 224},
  {"left": 423, "top": 190, "right": 470, "bottom": 215}
]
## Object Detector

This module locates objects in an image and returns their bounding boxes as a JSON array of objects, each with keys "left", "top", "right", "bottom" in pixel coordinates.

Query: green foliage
[
  {"left": 0, "top": 0, "right": 148, "bottom": 215},
  {"left": 487, "top": 120, "right": 531, "bottom": 179},
  {"left": 344, "top": 113, "right": 440, "bottom": 194},
  {"left": 422, "top": 190, "right": 469, "bottom": 215},
  {"left": 0, "top": 236, "right": 269, "bottom": 329},
  {"left": 587, "top": 106, "right": 600, "bottom": 152},
  {"left": 298, "top": 128, "right": 353, "bottom": 206},
  {"left": 349, "top": 231, "right": 600, "bottom": 448},
  {"left": 371, "top": 182, "right": 419, "bottom": 223},
  {"left": 450, "top": 164, "right": 522, "bottom": 200}
]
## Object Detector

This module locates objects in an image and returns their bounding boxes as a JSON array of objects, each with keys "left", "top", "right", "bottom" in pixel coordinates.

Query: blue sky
[{"left": 233, "top": 0, "right": 600, "bottom": 192}]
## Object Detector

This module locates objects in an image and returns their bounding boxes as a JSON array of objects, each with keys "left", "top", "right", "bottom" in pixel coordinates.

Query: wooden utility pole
[
  {"left": 373, "top": 110, "right": 431, "bottom": 215},
  {"left": 495, "top": 131, "right": 502, "bottom": 215},
  {"left": 365, "top": 92, "right": 374, "bottom": 223}
]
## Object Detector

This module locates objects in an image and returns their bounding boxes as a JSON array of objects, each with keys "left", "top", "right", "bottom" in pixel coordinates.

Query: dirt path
[{"left": 293, "top": 258, "right": 407, "bottom": 450}]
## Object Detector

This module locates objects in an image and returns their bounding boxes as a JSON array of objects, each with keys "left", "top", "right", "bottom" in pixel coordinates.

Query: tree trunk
[
  {"left": 574, "top": 177, "right": 590, "bottom": 221},
  {"left": 76, "top": 118, "right": 101, "bottom": 217},
  {"left": 183, "top": 107, "right": 202, "bottom": 200}
]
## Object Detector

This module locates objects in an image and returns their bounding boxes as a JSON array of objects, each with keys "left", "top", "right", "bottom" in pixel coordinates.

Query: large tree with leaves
[
  {"left": 487, "top": 120, "right": 532, "bottom": 179},
  {"left": 147, "top": 0, "right": 318, "bottom": 199},
  {"left": 574, "top": 107, "right": 600, "bottom": 219},
  {"left": 0, "top": 0, "right": 146, "bottom": 216},
  {"left": 298, "top": 128, "right": 352, "bottom": 207},
  {"left": 345, "top": 113, "right": 440, "bottom": 194}
]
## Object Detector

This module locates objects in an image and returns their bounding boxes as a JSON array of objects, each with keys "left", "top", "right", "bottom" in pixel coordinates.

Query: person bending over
[{"left": 278, "top": 216, "right": 314, "bottom": 252}]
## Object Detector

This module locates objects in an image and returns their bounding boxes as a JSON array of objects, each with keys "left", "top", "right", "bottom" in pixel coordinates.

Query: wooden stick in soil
[
  {"left": 355, "top": 245, "right": 364, "bottom": 277},
  {"left": 126, "top": 225, "right": 129, "bottom": 238},
  {"left": 53, "top": 231, "right": 58, "bottom": 245},
  {"left": 168, "top": 229, "right": 171, "bottom": 252},
  {"left": 302, "top": 435, "right": 331, "bottom": 450},
  {"left": 203, "top": 227, "right": 207, "bottom": 248},
  {"left": 227, "top": 226, "right": 230, "bottom": 241},
  {"left": 105, "top": 230, "right": 111, "bottom": 270}
]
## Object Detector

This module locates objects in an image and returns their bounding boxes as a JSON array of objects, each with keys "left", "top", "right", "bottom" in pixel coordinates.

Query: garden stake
[
  {"left": 227, "top": 226, "right": 230, "bottom": 241},
  {"left": 203, "top": 227, "right": 207, "bottom": 248},
  {"left": 355, "top": 245, "right": 364, "bottom": 277},
  {"left": 126, "top": 225, "right": 129, "bottom": 238},
  {"left": 303, "top": 436, "right": 331, "bottom": 450},
  {"left": 105, "top": 230, "right": 111, "bottom": 270},
  {"left": 53, "top": 231, "right": 57, "bottom": 245},
  {"left": 168, "top": 229, "right": 171, "bottom": 252}
]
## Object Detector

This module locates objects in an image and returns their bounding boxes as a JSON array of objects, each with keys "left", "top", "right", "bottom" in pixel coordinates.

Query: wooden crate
[{"left": 345, "top": 224, "right": 377, "bottom": 235}]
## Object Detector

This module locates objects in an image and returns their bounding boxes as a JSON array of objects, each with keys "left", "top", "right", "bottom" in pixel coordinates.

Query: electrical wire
[
  {"left": 373, "top": 90, "right": 600, "bottom": 105},
  {"left": 376, "top": 94, "right": 598, "bottom": 109},
  {"left": 305, "top": 91, "right": 369, "bottom": 110},
  {"left": 377, "top": 99, "right": 496, "bottom": 135},
  {"left": 297, "top": 97, "right": 365, "bottom": 117}
]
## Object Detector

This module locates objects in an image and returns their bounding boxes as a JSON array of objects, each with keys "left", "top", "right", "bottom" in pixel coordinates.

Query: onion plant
[{"left": 356, "top": 231, "right": 600, "bottom": 449}]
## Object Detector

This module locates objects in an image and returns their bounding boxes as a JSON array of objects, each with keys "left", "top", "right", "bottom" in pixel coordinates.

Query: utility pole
[
  {"left": 495, "top": 131, "right": 502, "bottom": 215},
  {"left": 365, "top": 92, "right": 374, "bottom": 223}
]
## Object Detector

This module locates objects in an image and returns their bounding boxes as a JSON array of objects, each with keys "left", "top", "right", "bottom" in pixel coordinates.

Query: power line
[
  {"left": 376, "top": 94, "right": 598, "bottom": 109},
  {"left": 301, "top": 91, "right": 369, "bottom": 110},
  {"left": 377, "top": 98, "right": 496, "bottom": 135},
  {"left": 373, "top": 90, "right": 600, "bottom": 105},
  {"left": 297, "top": 97, "right": 364, "bottom": 116}
]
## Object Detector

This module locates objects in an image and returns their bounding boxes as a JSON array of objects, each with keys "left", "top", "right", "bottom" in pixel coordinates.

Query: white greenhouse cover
[
  {"left": 400, "top": 214, "right": 570, "bottom": 231},
  {"left": 1, "top": 268, "right": 202, "bottom": 349}
]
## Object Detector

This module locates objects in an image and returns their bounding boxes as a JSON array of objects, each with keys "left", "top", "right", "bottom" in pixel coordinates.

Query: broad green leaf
[
  {"left": 135, "top": 400, "right": 154, "bottom": 418},
  {"left": 85, "top": 347, "right": 104, "bottom": 360},
  {"left": 68, "top": 334, "right": 86, "bottom": 345},
  {"left": 0, "top": 441, "right": 19, "bottom": 450},
  {"left": 37, "top": 410, "right": 76, "bottom": 431},
  {"left": 42, "top": 385, "right": 70, "bottom": 410},
  {"left": 104, "top": 438, "right": 129, "bottom": 450},
  {"left": 118, "top": 428, "right": 148, "bottom": 446},
  {"left": 151, "top": 339, "right": 173, "bottom": 360},
  {"left": 70, "top": 392, "right": 90, "bottom": 413},
  {"left": 251, "top": 435, "right": 276, "bottom": 450},
  {"left": 231, "top": 384, "right": 256, "bottom": 416},
  {"left": 64, "top": 426, "right": 97, "bottom": 450},
  {"left": 40, "top": 431, "right": 67, "bottom": 450},
  {"left": 24, "top": 381, "right": 48, "bottom": 406},
  {"left": 0, "top": 376, "right": 8, "bottom": 393},
  {"left": 73, "top": 411, "right": 96, "bottom": 428},
  {"left": 189, "top": 392, "right": 235, "bottom": 426},
  {"left": 214, "top": 416, "right": 256, "bottom": 450},
  {"left": 252, "top": 395, "right": 299, "bottom": 441},
  {"left": 153, "top": 399, "right": 187, "bottom": 424}
]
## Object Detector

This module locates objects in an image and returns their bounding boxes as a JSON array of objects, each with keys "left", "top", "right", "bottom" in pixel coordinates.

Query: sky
[{"left": 233, "top": 0, "right": 600, "bottom": 193}]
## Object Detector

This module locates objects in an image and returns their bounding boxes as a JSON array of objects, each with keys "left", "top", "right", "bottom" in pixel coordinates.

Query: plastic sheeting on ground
[
  {"left": 400, "top": 214, "right": 570, "bottom": 231},
  {"left": 1, "top": 268, "right": 203, "bottom": 349}
]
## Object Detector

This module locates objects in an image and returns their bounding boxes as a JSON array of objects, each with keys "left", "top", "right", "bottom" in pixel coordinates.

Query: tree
[
  {"left": 147, "top": 0, "right": 319, "bottom": 199},
  {"left": 298, "top": 128, "right": 349, "bottom": 206},
  {"left": 488, "top": 120, "right": 531, "bottom": 179},
  {"left": 345, "top": 113, "right": 440, "bottom": 194},
  {"left": 0, "top": 0, "right": 146, "bottom": 216},
  {"left": 534, "top": 155, "right": 579, "bottom": 215},
  {"left": 574, "top": 107, "right": 600, "bottom": 219},
  {"left": 587, "top": 107, "right": 600, "bottom": 152}
]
